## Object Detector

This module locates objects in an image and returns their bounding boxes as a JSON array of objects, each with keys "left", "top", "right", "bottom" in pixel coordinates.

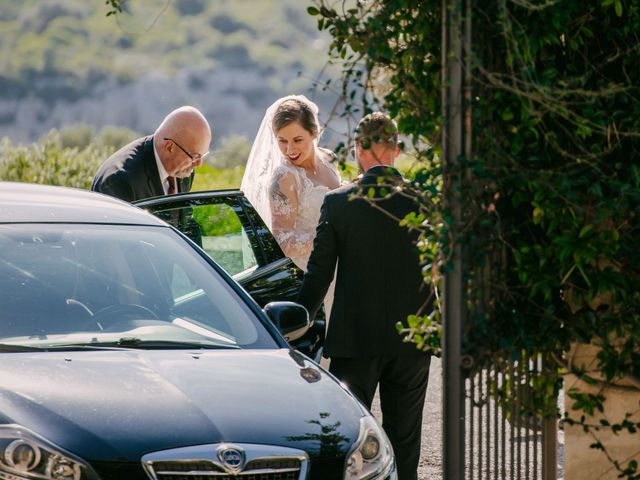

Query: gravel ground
[{"left": 370, "top": 358, "right": 443, "bottom": 480}]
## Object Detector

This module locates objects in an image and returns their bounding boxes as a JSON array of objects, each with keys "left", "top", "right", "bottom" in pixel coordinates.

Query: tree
[{"left": 311, "top": 0, "right": 640, "bottom": 476}]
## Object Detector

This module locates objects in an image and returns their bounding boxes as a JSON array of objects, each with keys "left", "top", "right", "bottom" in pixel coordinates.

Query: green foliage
[
  {"left": 191, "top": 163, "right": 244, "bottom": 191},
  {"left": 210, "top": 135, "right": 252, "bottom": 170},
  {"left": 467, "top": 1, "right": 640, "bottom": 379},
  {"left": 55, "top": 123, "right": 138, "bottom": 150},
  {"left": 192, "top": 204, "right": 242, "bottom": 237},
  {"left": 0, "top": 124, "right": 138, "bottom": 188},
  {"left": 57, "top": 123, "right": 97, "bottom": 150},
  {"left": 0, "top": 131, "right": 112, "bottom": 188},
  {"left": 0, "top": 131, "right": 244, "bottom": 192},
  {"left": 105, "top": 0, "right": 123, "bottom": 16},
  {"left": 314, "top": 0, "right": 640, "bottom": 474},
  {"left": 95, "top": 125, "right": 140, "bottom": 149}
]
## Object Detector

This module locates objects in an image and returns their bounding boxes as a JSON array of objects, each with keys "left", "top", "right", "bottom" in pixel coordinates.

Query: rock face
[{"left": 0, "top": 67, "right": 337, "bottom": 144}]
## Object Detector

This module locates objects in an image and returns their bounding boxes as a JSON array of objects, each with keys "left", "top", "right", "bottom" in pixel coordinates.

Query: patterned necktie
[{"left": 167, "top": 176, "right": 177, "bottom": 195}]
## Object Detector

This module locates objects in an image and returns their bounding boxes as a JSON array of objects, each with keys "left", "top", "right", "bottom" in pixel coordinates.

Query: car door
[{"left": 134, "top": 191, "right": 324, "bottom": 359}]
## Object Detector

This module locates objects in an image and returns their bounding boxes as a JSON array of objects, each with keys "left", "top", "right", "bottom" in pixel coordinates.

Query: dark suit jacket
[
  {"left": 91, "top": 136, "right": 193, "bottom": 202},
  {"left": 297, "top": 166, "right": 429, "bottom": 358}
]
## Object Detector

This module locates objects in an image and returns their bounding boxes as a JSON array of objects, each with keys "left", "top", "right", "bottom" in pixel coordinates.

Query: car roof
[{"left": 0, "top": 182, "right": 167, "bottom": 226}]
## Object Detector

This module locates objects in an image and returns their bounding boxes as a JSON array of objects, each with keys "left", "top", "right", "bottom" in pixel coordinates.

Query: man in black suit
[
  {"left": 297, "top": 112, "right": 431, "bottom": 480},
  {"left": 92, "top": 106, "right": 211, "bottom": 202}
]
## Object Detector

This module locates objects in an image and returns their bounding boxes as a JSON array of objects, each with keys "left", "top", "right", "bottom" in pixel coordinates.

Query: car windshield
[{"left": 0, "top": 224, "right": 279, "bottom": 350}]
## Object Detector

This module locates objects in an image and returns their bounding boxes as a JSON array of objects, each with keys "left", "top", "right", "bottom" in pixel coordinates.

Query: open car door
[{"left": 134, "top": 191, "right": 324, "bottom": 359}]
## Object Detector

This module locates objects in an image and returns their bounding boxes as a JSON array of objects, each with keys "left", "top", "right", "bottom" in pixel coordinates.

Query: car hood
[{"left": 0, "top": 349, "right": 363, "bottom": 462}]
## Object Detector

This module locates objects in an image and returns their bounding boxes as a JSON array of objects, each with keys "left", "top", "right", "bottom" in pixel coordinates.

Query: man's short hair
[{"left": 355, "top": 112, "right": 398, "bottom": 150}]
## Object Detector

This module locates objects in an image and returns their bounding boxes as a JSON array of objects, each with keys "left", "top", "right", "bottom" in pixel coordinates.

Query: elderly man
[{"left": 92, "top": 106, "right": 211, "bottom": 202}]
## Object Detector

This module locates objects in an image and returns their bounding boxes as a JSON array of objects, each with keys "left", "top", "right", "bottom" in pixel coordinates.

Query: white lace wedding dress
[
  {"left": 270, "top": 164, "right": 330, "bottom": 270},
  {"left": 239, "top": 95, "right": 339, "bottom": 338},
  {"left": 269, "top": 159, "right": 338, "bottom": 320}
]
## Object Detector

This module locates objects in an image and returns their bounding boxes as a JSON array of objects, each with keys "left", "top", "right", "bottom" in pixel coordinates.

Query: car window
[
  {"left": 154, "top": 203, "right": 258, "bottom": 277},
  {"left": 0, "top": 224, "right": 278, "bottom": 350}
]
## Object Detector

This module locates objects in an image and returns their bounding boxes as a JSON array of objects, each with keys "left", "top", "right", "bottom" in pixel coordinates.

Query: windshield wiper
[
  {"left": 0, "top": 339, "right": 240, "bottom": 352},
  {"left": 0, "top": 343, "right": 43, "bottom": 353},
  {"left": 114, "top": 337, "right": 240, "bottom": 349},
  {"left": 0, "top": 343, "right": 135, "bottom": 352},
  {"left": 42, "top": 344, "right": 136, "bottom": 351},
  {"left": 63, "top": 337, "right": 240, "bottom": 350}
]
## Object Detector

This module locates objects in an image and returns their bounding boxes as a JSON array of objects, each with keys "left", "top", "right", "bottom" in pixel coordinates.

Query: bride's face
[{"left": 275, "top": 121, "right": 316, "bottom": 168}]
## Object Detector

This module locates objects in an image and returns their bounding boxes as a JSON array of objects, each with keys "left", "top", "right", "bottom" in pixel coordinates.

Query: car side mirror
[{"left": 264, "top": 301, "right": 310, "bottom": 342}]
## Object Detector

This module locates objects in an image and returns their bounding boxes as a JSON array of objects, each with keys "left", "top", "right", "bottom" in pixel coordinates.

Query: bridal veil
[{"left": 240, "top": 94, "right": 321, "bottom": 229}]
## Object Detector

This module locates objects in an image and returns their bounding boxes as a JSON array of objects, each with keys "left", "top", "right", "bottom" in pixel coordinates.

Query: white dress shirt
[{"left": 153, "top": 142, "right": 171, "bottom": 195}]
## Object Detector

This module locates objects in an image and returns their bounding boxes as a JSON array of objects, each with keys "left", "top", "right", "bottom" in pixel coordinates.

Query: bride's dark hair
[{"left": 272, "top": 99, "right": 319, "bottom": 136}]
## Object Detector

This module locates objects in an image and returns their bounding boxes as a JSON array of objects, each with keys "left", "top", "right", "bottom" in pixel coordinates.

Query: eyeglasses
[{"left": 164, "top": 137, "right": 209, "bottom": 163}]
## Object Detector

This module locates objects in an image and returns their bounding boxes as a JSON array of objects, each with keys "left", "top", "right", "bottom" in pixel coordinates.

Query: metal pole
[
  {"left": 541, "top": 359, "right": 558, "bottom": 480},
  {"left": 442, "top": 0, "right": 471, "bottom": 478},
  {"left": 510, "top": 361, "right": 516, "bottom": 480},
  {"left": 501, "top": 364, "right": 507, "bottom": 478},
  {"left": 469, "top": 374, "right": 475, "bottom": 479},
  {"left": 494, "top": 365, "right": 499, "bottom": 479}
]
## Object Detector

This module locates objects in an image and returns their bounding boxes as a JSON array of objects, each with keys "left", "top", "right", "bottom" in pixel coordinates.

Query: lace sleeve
[{"left": 269, "top": 168, "right": 313, "bottom": 265}]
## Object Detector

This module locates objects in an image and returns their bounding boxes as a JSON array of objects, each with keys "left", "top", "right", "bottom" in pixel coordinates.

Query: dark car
[
  {"left": 0, "top": 182, "right": 396, "bottom": 480},
  {"left": 134, "top": 190, "right": 324, "bottom": 360}
]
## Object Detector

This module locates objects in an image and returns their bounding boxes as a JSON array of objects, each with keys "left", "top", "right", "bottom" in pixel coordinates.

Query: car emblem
[{"left": 217, "top": 445, "right": 245, "bottom": 473}]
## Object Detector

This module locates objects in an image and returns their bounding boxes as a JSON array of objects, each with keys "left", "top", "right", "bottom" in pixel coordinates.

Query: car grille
[
  {"left": 142, "top": 443, "right": 308, "bottom": 480},
  {"left": 150, "top": 459, "right": 300, "bottom": 479}
]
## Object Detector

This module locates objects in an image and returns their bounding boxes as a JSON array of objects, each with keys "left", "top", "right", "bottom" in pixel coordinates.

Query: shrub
[
  {"left": 57, "top": 123, "right": 95, "bottom": 149},
  {"left": 210, "top": 134, "right": 252, "bottom": 170},
  {"left": 0, "top": 130, "right": 113, "bottom": 189},
  {"left": 96, "top": 125, "right": 139, "bottom": 149}
]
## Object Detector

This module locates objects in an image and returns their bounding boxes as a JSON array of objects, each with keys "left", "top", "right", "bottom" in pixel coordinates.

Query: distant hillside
[{"left": 0, "top": 0, "right": 341, "bottom": 145}]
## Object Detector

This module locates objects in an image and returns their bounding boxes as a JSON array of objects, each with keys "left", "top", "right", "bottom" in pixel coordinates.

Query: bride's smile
[
  {"left": 242, "top": 95, "right": 340, "bottom": 272},
  {"left": 276, "top": 121, "right": 316, "bottom": 172}
]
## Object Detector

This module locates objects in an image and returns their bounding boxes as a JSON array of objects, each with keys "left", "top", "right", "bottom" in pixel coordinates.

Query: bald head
[
  {"left": 156, "top": 106, "right": 211, "bottom": 145},
  {"left": 154, "top": 106, "right": 212, "bottom": 177}
]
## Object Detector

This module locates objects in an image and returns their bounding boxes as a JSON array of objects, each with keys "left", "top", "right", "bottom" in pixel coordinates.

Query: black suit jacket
[
  {"left": 297, "top": 166, "right": 429, "bottom": 358},
  {"left": 91, "top": 136, "right": 193, "bottom": 202}
]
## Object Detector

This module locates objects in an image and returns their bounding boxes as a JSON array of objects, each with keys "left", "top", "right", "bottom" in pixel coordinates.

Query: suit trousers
[{"left": 329, "top": 355, "right": 431, "bottom": 480}]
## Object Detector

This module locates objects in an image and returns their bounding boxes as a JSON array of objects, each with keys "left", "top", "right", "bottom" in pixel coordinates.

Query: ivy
[
  {"left": 312, "top": 0, "right": 640, "bottom": 475},
  {"left": 104, "top": 0, "right": 123, "bottom": 16}
]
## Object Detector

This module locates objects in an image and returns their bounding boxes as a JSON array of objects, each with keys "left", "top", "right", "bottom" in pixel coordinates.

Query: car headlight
[
  {"left": 0, "top": 425, "right": 97, "bottom": 480},
  {"left": 344, "top": 415, "right": 396, "bottom": 480}
]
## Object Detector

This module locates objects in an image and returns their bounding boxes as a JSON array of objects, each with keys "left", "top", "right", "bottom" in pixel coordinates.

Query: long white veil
[{"left": 240, "top": 94, "right": 320, "bottom": 229}]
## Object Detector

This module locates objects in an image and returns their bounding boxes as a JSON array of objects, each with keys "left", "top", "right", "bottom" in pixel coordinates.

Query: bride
[{"left": 241, "top": 95, "right": 341, "bottom": 272}]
